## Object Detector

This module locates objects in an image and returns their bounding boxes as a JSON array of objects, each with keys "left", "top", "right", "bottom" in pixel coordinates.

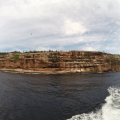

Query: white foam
[{"left": 67, "top": 86, "right": 120, "bottom": 120}]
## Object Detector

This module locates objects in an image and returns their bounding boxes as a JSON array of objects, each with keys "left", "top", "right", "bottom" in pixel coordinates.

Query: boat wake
[{"left": 67, "top": 86, "right": 120, "bottom": 120}]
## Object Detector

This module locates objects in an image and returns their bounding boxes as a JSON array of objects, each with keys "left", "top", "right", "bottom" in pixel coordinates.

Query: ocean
[{"left": 0, "top": 71, "right": 120, "bottom": 120}]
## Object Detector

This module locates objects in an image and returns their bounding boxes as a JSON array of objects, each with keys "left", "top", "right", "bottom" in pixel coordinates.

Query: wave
[{"left": 67, "top": 86, "right": 120, "bottom": 120}]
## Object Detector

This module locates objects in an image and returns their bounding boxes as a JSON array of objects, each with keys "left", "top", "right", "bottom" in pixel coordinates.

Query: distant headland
[{"left": 0, "top": 50, "right": 120, "bottom": 74}]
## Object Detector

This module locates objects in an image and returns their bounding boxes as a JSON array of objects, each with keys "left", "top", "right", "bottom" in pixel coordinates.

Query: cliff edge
[{"left": 0, "top": 51, "right": 120, "bottom": 73}]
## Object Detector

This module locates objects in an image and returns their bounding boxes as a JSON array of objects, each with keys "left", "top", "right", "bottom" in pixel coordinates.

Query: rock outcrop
[{"left": 0, "top": 51, "right": 120, "bottom": 73}]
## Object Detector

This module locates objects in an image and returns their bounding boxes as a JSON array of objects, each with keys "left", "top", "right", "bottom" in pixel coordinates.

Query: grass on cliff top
[
  {"left": 0, "top": 52, "right": 8, "bottom": 56},
  {"left": 11, "top": 50, "right": 61, "bottom": 54}
]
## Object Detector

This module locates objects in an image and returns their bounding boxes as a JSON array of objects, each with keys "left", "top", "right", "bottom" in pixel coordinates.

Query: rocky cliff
[{"left": 0, "top": 51, "right": 120, "bottom": 73}]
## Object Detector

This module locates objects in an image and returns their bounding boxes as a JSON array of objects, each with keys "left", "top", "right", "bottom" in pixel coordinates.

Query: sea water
[
  {"left": 67, "top": 86, "right": 120, "bottom": 120},
  {"left": 0, "top": 71, "right": 120, "bottom": 120}
]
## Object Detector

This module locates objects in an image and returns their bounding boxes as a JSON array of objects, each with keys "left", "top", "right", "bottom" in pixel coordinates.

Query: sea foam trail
[{"left": 67, "top": 87, "right": 120, "bottom": 120}]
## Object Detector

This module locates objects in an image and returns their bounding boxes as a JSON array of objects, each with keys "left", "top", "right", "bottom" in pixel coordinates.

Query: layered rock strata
[{"left": 0, "top": 51, "right": 120, "bottom": 73}]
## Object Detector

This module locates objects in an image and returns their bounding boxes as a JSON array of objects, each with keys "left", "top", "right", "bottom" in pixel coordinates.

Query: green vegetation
[
  {"left": 10, "top": 50, "right": 63, "bottom": 54},
  {"left": 6, "top": 67, "right": 13, "bottom": 69},
  {"left": 84, "top": 52, "right": 91, "bottom": 59},
  {"left": 70, "top": 59, "right": 75, "bottom": 62},
  {"left": 51, "top": 56, "right": 59, "bottom": 62},
  {"left": 0, "top": 52, "right": 8, "bottom": 56},
  {"left": 106, "top": 58, "right": 117, "bottom": 65},
  {"left": 13, "top": 55, "right": 19, "bottom": 60},
  {"left": 11, "top": 51, "right": 21, "bottom": 54},
  {"left": 9, "top": 60, "right": 13, "bottom": 62}
]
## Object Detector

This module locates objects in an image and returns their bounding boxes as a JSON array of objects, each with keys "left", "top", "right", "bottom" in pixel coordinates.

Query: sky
[{"left": 0, "top": 0, "right": 120, "bottom": 53}]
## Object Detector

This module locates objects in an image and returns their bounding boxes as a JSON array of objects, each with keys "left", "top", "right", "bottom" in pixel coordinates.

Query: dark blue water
[{"left": 0, "top": 71, "right": 120, "bottom": 120}]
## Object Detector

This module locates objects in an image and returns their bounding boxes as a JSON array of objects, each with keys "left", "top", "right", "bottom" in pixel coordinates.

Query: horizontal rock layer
[{"left": 0, "top": 51, "right": 120, "bottom": 73}]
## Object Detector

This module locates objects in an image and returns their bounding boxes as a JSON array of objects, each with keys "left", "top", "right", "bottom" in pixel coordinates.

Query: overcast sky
[{"left": 0, "top": 0, "right": 120, "bottom": 53}]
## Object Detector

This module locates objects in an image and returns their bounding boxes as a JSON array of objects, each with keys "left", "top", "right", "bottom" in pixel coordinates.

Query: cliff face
[{"left": 0, "top": 51, "right": 120, "bottom": 73}]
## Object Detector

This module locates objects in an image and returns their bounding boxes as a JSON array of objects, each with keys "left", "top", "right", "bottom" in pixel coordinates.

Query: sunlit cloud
[{"left": 63, "top": 19, "right": 88, "bottom": 35}]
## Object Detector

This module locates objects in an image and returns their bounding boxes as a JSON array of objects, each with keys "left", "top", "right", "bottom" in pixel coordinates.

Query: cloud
[
  {"left": 63, "top": 19, "right": 88, "bottom": 35},
  {"left": 36, "top": 46, "right": 64, "bottom": 51},
  {"left": 0, "top": 0, "right": 120, "bottom": 53}
]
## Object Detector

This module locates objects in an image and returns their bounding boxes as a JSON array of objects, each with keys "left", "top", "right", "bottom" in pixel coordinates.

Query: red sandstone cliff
[{"left": 0, "top": 51, "right": 120, "bottom": 73}]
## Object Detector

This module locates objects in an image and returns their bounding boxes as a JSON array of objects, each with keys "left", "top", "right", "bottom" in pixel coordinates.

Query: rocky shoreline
[
  {"left": 0, "top": 68, "right": 96, "bottom": 74},
  {"left": 0, "top": 68, "right": 118, "bottom": 75}
]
